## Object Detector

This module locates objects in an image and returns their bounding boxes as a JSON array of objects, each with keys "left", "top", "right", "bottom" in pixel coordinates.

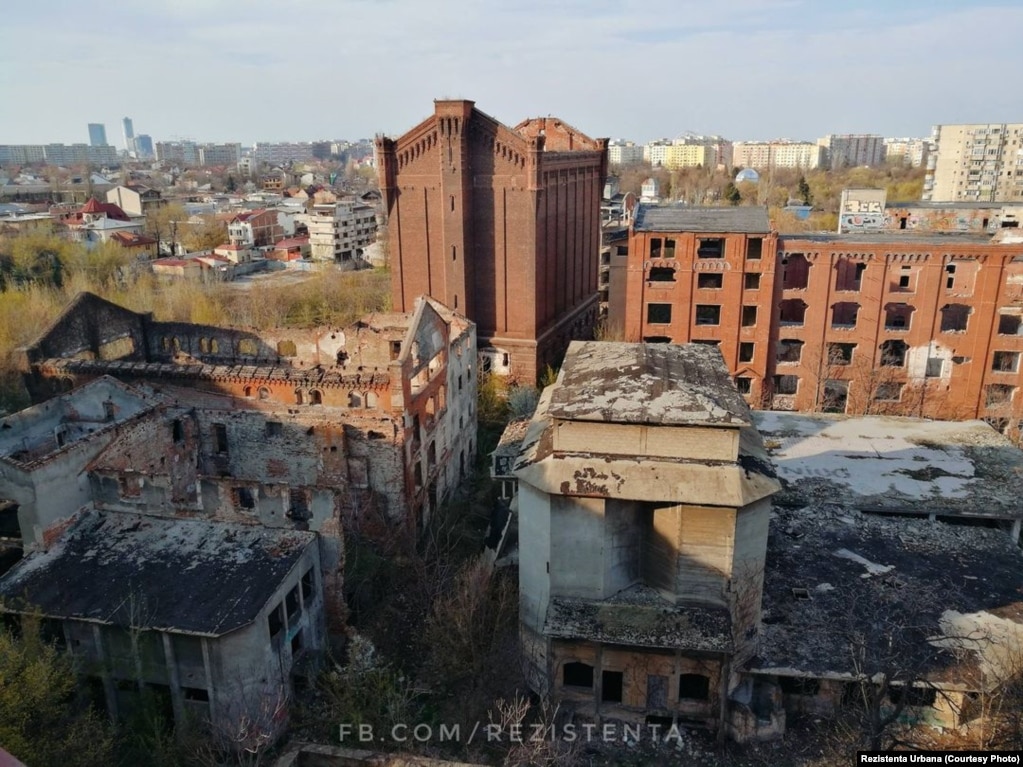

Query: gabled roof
[
  {"left": 109, "top": 231, "right": 157, "bottom": 247},
  {"left": 78, "top": 197, "right": 130, "bottom": 221}
]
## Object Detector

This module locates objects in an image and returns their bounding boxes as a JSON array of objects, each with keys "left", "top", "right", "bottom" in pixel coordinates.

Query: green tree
[
  {"left": 723, "top": 181, "right": 741, "bottom": 205},
  {"left": 798, "top": 175, "right": 813, "bottom": 205},
  {"left": 0, "top": 616, "right": 115, "bottom": 767}
]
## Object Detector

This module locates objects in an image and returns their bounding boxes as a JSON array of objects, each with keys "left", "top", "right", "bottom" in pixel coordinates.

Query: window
[
  {"left": 183, "top": 687, "right": 210, "bottom": 703},
  {"left": 268, "top": 603, "right": 284, "bottom": 639},
  {"left": 998, "top": 313, "right": 1023, "bottom": 335},
  {"left": 925, "top": 358, "right": 944, "bottom": 377},
  {"left": 735, "top": 376, "right": 752, "bottom": 394},
  {"left": 875, "top": 382, "right": 903, "bottom": 402},
  {"left": 679, "top": 674, "right": 710, "bottom": 701},
  {"left": 602, "top": 671, "right": 624, "bottom": 703},
  {"left": 880, "top": 339, "right": 908, "bottom": 367},
  {"left": 301, "top": 569, "right": 315, "bottom": 602},
  {"left": 234, "top": 487, "right": 255, "bottom": 509},
  {"left": 213, "top": 423, "right": 228, "bottom": 454},
  {"left": 697, "top": 238, "right": 724, "bottom": 259},
  {"left": 286, "top": 585, "right": 301, "bottom": 621},
  {"left": 828, "top": 343, "right": 855, "bottom": 365},
  {"left": 277, "top": 340, "right": 297, "bottom": 357},
  {"left": 779, "top": 299, "right": 807, "bottom": 326},
  {"left": 779, "top": 677, "right": 821, "bottom": 696},
  {"left": 309, "top": 389, "right": 323, "bottom": 405},
  {"left": 782, "top": 254, "right": 809, "bottom": 290},
  {"left": 171, "top": 419, "right": 183, "bottom": 443},
  {"left": 739, "top": 342, "right": 754, "bottom": 362},
  {"left": 741, "top": 306, "right": 757, "bottom": 327},
  {"left": 265, "top": 421, "right": 283, "bottom": 437},
  {"left": 563, "top": 662, "right": 594, "bottom": 688},
  {"left": 777, "top": 339, "right": 803, "bottom": 363},
  {"left": 664, "top": 239, "right": 676, "bottom": 259},
  {"left": 258, "top": 386, "right": 271, "bottom": 400},
  {"left": 696, "top": 305, "right": 720, "bottom": 326},
  {"left": 744, "top": 273, "right": 761, "bottom": 290},
  {"left": 993, "top": 351, "right": 1020, "bottom": 372},
  {"left": 986, "top": 384, "right": 1016, "bottom": 407},
  {"left": 831, "top": 302, "right": 859, "bottom": 328},
  {"left": 697, "top": 273, "right": 722, "bottom": 289},
  {"left": 822, "top": 380, "right": 848, "bottom": 413},
  {"left": 940, "top": 304, "right": 971, "bottom": 333},
  {"left": 836, "top": 260, "right": 867, "bottom": 291},
  {"left": 650, "top": 267, "right": 677, "bottom": 282},
  {"left": 774, "top": 375, "right": 799, "bottom": 395},
  {"left": 884, "top": 303, "right": 914, "bottom": 330},
  {"left": 889, "top": 686, "right": 937, "bottom": 707},
  {"left": 746, "top": 238, "right": 762, "bottom": 260},
  {"left": 649, "top": 238, "right": 662, "bottom": 259},
  {"left": 647, "top": 303, "right": 672, "bottom": 324}
]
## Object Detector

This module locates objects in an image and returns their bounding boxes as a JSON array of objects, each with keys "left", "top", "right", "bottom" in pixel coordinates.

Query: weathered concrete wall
[{"left": 549, "top": 495, "right": 605, "bottom": 599}]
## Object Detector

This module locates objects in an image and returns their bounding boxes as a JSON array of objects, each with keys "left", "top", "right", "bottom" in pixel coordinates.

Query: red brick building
[
  {"left": 376, "top": 99, "right": 608, "bottom": 382},
  {"left": 609, "top": 204, "right": 1023, "bottom": 433}
]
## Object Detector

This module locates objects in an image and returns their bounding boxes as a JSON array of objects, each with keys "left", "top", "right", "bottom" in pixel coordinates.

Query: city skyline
[{"left": 1, "top": 0, "right": 1021, "bottom": 146}]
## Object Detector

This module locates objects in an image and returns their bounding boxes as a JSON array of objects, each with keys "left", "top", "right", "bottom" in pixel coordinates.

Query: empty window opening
[
  {"left": 171, "top": 419, "right": 184, "bottom": 443},
  {"left": 258, "top": 387, "right": 271, "bottom": 400},
  {"left": 874, "top": 383, "right": 903, "bottom": 402},
  {"left": 238, "top": 339, "right": 258, "bottom": 356},
  {"left": 899, "top": 217, "right": 908, "bottom": 230},
  {"left": 777, "top": 339, "right": 804, "bottom": 364},
  {"left": 183, "top": 687, "right": 210, "bottom": 703},
  {"left": 880, "top": 340, "right": 908, "bottom": 367},
  {"left": 451, "top": 245, "right": 457, "bottom": 261},
  {"left": 390, "top": 340, "right": 402, "bottom": 360},
  {"left": 213, "top": 424, "right": 228, "bottom": 454},
  {"left": 884, "top": 303, "right": 914, "bottom": 331},
  {"left": 746, "top": 238, "right": 763, "bottom": 260},
  {"left": 663, "top": 238, "right": 676, "bottom": 259},
  {"left": 831, "top": 301, "right": 859, "bottom": 328},
  {"left": 679, "top": 674, "right": 710, "bottom": 701},
  {"left": 244, "top": 385, "right": 254, "bottom": 398},
  {"left": 349, "top": 391, "right": 363, "bottom": 408},
  {"left": 696, "top": 305, "right": 721, "bottom": 326},
  {"left": 897, "top": 273, "right": 912, "bottom": 290},
  {"left": 941, "top": 304, "right": 971, "bottom": 333},
  {"left": 286, "top": 585, "right": 301, "bottom": 621},
  {"left": 739, "top": 343, "right": 755, "bottom": 363},
  {"left": 647, "top": 303, "right": 672, "bottom": 324},
  {"left": 993, "top": 351, "right": 1020, "bottom": 372},
  {"left": 234, "top": 487, "right": 255, "bottom": 509},
  {"left": 889, "top": 686, "right": 937, "bottom": 707},
  {"left": 836, "top": 260, "right": 867, "bottom": 291},
  {"left": 563, "top": 662, "right": 594, "bottom": 688},
  {"left": 925, "top": 358, "right": 945, "bottom": 378},
  {"left": 277, "top": 340, "right": 297, "bottom": 357},
  {"left": 289, "top": 489, "right": 310, "bottom": 521},
  {"left": 828, "top": 343, "right": 855, "bottom": 366},
  {"left": 744, "top": 272, "right": 761, "bottom": 290},
  {"left": 782, "top": 253, "right": 810, "bottom": 290},
  {"left": 291, "top": 628, "right": 304, "bottom": 656},
  {"left": 265, "top": 421, "right": 283, "bottom": 437},
  {"left": 649, "top": 238, "right": 662, "bottom": 259},
  {"left": 998, "top": 313, "right": 1023, "bottom": 335},
  {"left": 735, "top": 376, "right": 752, "bottom": 394},
  {"left": 779, "top": 677, "right": 821, "bottom": 696},
  {"left": 774, "top": 375, "right": 799, "bottom": 395},
  {"left": 650, "top": 267, "right": 677, "bottom": 283},
  {"left": 301, "top": 569, "right": 314, "bottom": 602},
  {"left": 986, "top": 384, "right": 1016, "bottom": 407},
  {"left": 643, "top": 336, "right": 672, "bottom": 343},
  {"left": 792, "top": 587, "right": 812, "bottom": 600},
  {"left": 268, "top": 604, "right": 284, "bottom": 639},
  {"left": 696, "top": 273, "right": 721, "bottom": 289},
  {"left": 602, "top": 670, "right": 624, "bottom": 703},
  {"left": 309, "top": 389, "right": 323, "bottom": 406},
  {"left": 779, "top": 299, "right": 807, "bottom": 326},
  {"left": 823, "top": 380, "right": 848, "bottom": 413},
  {"left": 698, "top": 238, "right": 724, "bottom": 259},
  {"left": 741, "top": 305, "right": 757, "bottom": 327}
]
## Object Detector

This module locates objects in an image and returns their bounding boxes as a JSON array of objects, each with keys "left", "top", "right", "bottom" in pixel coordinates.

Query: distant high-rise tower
[
  {"left": 88, "top": 123, "right": 107, "bottom": 147},
  {"left": 135, "top": 134, "right": 154, "bottom": 158},
  {"left": 122, "top": 117, "right": 135, "bottom": 152}
]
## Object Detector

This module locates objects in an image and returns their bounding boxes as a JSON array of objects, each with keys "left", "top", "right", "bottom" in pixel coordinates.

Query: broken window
[
  {"left": 884, "top": 303, "right": 914, "bottom": 331},
  {"left": 880, "top": 340, "right": 908, "bottom": 367},
  {"left": 679, "top": 673, "right": 710, "bottom": 701},
  {"left": 213, "top": 423, "right": 228, "bottom": 454},
  {"left": 998, "top": 313, "right": 1023, "bottom": 335},
  {"left": 172, "top": 419, "right": 184, "bottom": 443},
  {"left": 696, "top": 305, "right": 721, "bottom": 326},
  {"left": 301, "top": 569, "right": 314, "bottom": 602},
  {"left": 563, "top": 662, "right": 594, "bottom": 689},
  {"left": 774, "top": 375, "right": 799, "bottom": 395},
  {"left": 888, "top": 686, "right": 937, "bottom": 707},
  {"left": 258, "top": 387, "right": 271, "bottom": 400},
  {"left": 779, "top": 299, "right": 807, "bottom": 326},
  {"left": 649, "top": 238, "right": 662, "bottom": 259},
  {"left": 874, "top": 382, "right": 903, "bottom": 401},
  {"left": 309, "top": 389, "right": 323, "bottom": 406},
  {"left": 735, "top": 376, "right": 752, "bottom": 394},
  {"left": 277, "top": 340, "right": 297, "bottom": 357},
  {"left": 286, "top": 585, "right": 301, "bottom": 621},
  {"left": 268, "top": 603, "right": 284, "bottom": 640},
  {"left": 698, "top": 238, "right": 724, "bottom": 259},
  {"left": 828, "top": 343, "right": 855, "bottom": 365},
  {"left": 647, "top": 303, "right": 672, "bottom": 324},
  {"left": 265, "top": 421, "right": 283, "bottom": 437},
  {"left": 831, "top": 302, "right": 859, "bottom": 328},
  {"left": 986, "top": 384, "right": 1016, "bottom": 407},
  {"left": 993, "top": 351, "right": 1020, "bottom": 373},
  {"left": 739, "top": 342, "right": 754, "bottom": 363},
  {"left": 744, "top": 273, "right": 761, "bottom": 290},
  {"left": 183, "top": 687, "right": 210, "bottom": 703},
  {"left": 741, "top": 306, "right": 757, "bottom": 327},
  {"left": 822, "top": 380, "right": 848, "bottom": 413},
  {"left": 390, "top": 340, "right": 402, "bottom": 360},
  {"left": 288, "top": 489, "right": 310, "bottom": 521},
  {"left": 746, "top": 238, "right": 763, "bottom": 260},
  {"left": 291, "top": 628, "right": 304, "bottom": 656},
  {"left": 664, "top": 239, "right": 676, "bottom": 259},
  {"left": 650, "top": 267, "right": 677, "bottom": 282},
  {"left": 696, "top": 273, "right": 721, "bottom": 289},
  {"left": 782, "top": 253, "right": 810, "bottom": 290},
  {"left": 940, "top": 304, "right": 971, "bottom": 333},
  {"left": 893, "top": 266, "right": 914, "bottom": 292},
  {"left": 925, "top": 358, "right": 945, "bottom": 378},
  {"left": 835, "top": 259, "right": 867, "bottom": 291},
  {"left": 234, "top": 487, "right": 255, "bottom": 509},
  {"left": 777, "top": 340, "right": 804, "bottom": 364},
  {"left": 349, "top": 391, "right": 363, "bottom": 407},
  {"left": 602, "top": 671, "right": 624, "bottom": 703},
  {"left": 779, "top": 677, "right": 821, "bottom": 696}
]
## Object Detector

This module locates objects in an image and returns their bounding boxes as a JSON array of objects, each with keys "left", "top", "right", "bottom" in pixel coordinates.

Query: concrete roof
[
  {"left": 778, "top": 232, "right": 1003, "bottom": 246},
  {"left": 633, "top": 204, "right": 771, "bottom": 234},
  {"left": 887, "top": 200, "right": 1023, "bottom": 210},
  {"left": 754, "top": 503, "right": 1023, "bottom": 689},
  {"left": 549, "top": 341, "right": 752, "bottom": 427},
  {"left": 0, "top": 511, "right": 315, "bottom": 637},
  {"left": 753, "top": 412, "right": 1023, "bottom": 519}
]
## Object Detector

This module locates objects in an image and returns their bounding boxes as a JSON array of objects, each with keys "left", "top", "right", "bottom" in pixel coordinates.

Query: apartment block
[
  {"left": 924, "top": 123, "right": 1023, "bottom": 202},
  {"left": 298, "top": 199, "right": 377, "bottom": 263},
  {"left": 732, "top": 141, "right": 823, "bottom": 171},
  {"left": 817, "top": 134, "right": 885, "bottom": 169},
  {"left": 608, "top": 140, "right": 645, "bottom": 166}
]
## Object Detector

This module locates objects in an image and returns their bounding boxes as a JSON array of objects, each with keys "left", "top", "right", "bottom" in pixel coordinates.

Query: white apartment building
[
  {"left": 817, "top": 134, "right": 885, "bottom": 169},
  {"left": 299, "top": 199, "right": 377, "bottom": 263},
  {"left": 252, "top": 143, "right": 315, "bottom": 165},
  {"left": 732, "top": 141, "right": 823, "bottom": 170},
  {"left": 924, "top": 123, "right": 1023, "bottom": 202},
  {"left": 883, "top": 137, "right": 933, "bottom": 168},
  {"left": 608, "top": 140, "right": 645, "bottom": 166}
]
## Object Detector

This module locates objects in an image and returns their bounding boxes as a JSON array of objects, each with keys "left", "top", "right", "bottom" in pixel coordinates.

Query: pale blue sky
[{"left": 1, "top": 0, "right": 1020, "bottom": 146}]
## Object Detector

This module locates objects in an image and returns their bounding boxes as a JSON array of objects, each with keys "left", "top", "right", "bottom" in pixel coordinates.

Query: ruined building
[
  {"left": 376, "top": 99, "right": 609, "bottom": 382},
  {"left": 0, "top": 292, "right": 477, "bottom": 737},
  {"left": 505, "top": 340, "right": 1023, "bottom": 740},
  {"left": 607, "top": 204, "right": 1023, "bottom": 433}
]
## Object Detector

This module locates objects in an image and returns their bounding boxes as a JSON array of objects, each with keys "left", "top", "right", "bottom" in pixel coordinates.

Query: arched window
[
  {"left": 244, "top": 386, "right": 253, "bottom": 398},
  {"left": 348, "top": 391, "right": 363, "bottom": 408},
  {"left": 365, "top": 391, "right": 378, "bottom": 408},
  {"left": 258, "top": 387, "right": 271, "bottom": 400},
  {"left": 295, "top": 389, "right": 305, "bottom": 405},
  {"left": 310, "top": 389, "right": 323, "bottom": 405}
]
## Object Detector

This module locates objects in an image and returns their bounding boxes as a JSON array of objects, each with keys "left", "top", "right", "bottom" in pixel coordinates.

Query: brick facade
[{"left": 376, "top": 99, "right": 609, "bottom": 382}]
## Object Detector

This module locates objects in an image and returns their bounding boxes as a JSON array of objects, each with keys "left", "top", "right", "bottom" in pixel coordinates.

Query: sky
[{"left": 2, "top": 0, "right": 1021, "bottom": 147}]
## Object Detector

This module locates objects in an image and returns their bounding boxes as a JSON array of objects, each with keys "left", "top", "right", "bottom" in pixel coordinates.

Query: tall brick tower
[{"left": 376, "top": 100, "right": 608, "bottom": 382}]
